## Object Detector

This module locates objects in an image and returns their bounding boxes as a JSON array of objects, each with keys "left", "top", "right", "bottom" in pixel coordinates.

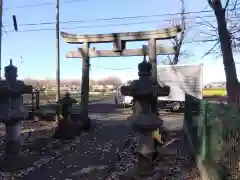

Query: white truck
[{"left": 114, "top": 63, "right": 203, "bottom": 111}]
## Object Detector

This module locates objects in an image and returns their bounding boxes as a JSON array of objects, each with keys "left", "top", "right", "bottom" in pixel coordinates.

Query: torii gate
[{"left": 60, "top": 26, "right": 181, "bottom": 129}]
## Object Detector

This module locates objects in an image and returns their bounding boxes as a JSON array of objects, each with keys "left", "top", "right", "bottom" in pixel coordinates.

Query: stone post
[
  {"left": 121, "top": 58, "right": 170, "bottom": 177},
  {"left": 35, "top": 89, "right": 40, "bottom": 110},
  {"left": 53, "top": 92, "right": 77, "bottom": 140}
]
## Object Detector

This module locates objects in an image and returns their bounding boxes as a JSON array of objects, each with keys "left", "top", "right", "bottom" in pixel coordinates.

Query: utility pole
[
  {"left": 56, "top": 0, "right": 60, "bottom": 102},
  {"left": 0, "top": 0, "right": 3, "bottom": 80}
]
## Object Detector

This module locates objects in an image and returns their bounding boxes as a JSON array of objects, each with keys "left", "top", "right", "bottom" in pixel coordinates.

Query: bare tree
[
  {"left": 97, "top": 76, "right": 122, "bottom": 86},
  {"left": 161, "top": 0, "right": 187, "bottom": 65},
  {"left": 24, "top": 78, "right": 39, "bottom": 87},
  {"left": 207, "top": 0, "right": 239, "bottom": 103}
]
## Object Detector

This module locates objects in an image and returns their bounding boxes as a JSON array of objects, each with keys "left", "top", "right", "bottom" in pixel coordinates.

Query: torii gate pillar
[
  {"left": 148, "top": 38, "right": 158, "bottom": 114},
  {"left": 80, "top": 42, "right": 91, "bottom": 130}
]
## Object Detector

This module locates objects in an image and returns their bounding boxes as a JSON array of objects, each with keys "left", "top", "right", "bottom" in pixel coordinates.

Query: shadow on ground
[
  {"left": 0, "top": 125, "right": 75, "bottom": 174},
  {"left": 116, "top": 130, "right": 201, "bottom": 180},
  {"left": 19, "top": 120, "right": 133, "bottom": 180},
  {"left": 0, "top": 99, "right": 194, "bottom": 179}
]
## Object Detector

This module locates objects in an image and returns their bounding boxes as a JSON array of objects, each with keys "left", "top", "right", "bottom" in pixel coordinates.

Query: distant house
[
  {"left": 92, "top": 84, "right": 116, "bottom": 92},
  {"left": 92, "top": 84, "right": 105, "bottom": 92},
  {"left": 105, "top": 85, "right": 115, "bottom": 91}
]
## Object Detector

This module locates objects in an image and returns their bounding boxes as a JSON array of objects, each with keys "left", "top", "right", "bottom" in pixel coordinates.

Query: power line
[
  {"left": 4, "top": 10, "right": 213, "bottom": 27},
  {"left": 1, "top": 10, "right": 226, "bottom": 27},
  {"left": 4, "top": 15, "right": 239, "bottom": 33},
  {"left": 4, "top": 0, "right": 86, "bottom": 10},
  {"left": 3, "top": 5, "right": 240, "bottom": 27},
  {"left": 4, "top": 14, "right": 218, "bottom": 28},
  {"left": 5, "top": 19, "right": 190, "bottom": 32},
  {"left": 2, "top": 6, "right": 239, "bottom": 47},
  {"left": 3, "top": 10, "right": 239, "bottom": 35}
]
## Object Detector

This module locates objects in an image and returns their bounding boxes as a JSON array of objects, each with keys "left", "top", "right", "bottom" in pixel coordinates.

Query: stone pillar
[
  {"left": 2, "top": 91, "right": 25, "bottom": 161},
  {"left": 0, "top": 94, "right": 25, "bottom": 162},
  {"left": 136, "top": 131, "right": 156, "bottom": 176},
  {"left": 4, "top": 121, "right": 21, "bottom": 160}
]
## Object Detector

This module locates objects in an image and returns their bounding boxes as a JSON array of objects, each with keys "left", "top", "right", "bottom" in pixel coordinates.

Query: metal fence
[
  {"left": 23, "top": 90, "right": 82, "bottom": 105},
  {"left": 184, "top": 93, "right": 240, "bottom": 180},
  {"left": 22, "top": 90, "right": 115, "bottom": 113}
]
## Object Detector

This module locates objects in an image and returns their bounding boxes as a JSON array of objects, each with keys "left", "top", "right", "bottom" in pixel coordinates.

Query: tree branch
[
  {"left": 207, "top": 0, "right": 215, "bottom": 9},
  {"left": 229, "top": 19, "right": 240, "bottom": 32},
  {"left": 198, "top": 16, "right": 218, "bottom": 30},
  {"left": 169, "top": 0, "right": 186, "bottom": 65},
  {"left": 192, "top": 38, "right": 219, "bottom": 43},
  {"left": 199, "top": 31, "right": 218, "bottom": 37},
  {"left": 224, "top": 0, "right": 231, "bottom": 10},
  {"left": 201, "top": 40, "right": 220, "bottom": 58},
  {"left": 230, "top": 0, "right": 238, "bottom": 12}
]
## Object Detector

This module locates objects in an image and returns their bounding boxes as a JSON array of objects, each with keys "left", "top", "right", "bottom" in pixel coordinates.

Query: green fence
[{"left": 184, "top": 93, "right": 240, "bottom": 180}]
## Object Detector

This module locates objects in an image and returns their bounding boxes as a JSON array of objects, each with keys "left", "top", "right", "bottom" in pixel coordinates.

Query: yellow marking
[{"left": 152, "top": 129, "right": 163, "bottom": 144}]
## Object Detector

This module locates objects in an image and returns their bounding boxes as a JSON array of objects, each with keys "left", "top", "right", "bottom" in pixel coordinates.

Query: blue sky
[{"left": 2, "top": 0, "right": 240, "bottom": 84}]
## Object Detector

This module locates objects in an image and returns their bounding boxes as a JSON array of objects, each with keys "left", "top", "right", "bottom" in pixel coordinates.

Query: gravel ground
[
  {"left": 105, "top": 130, "right": 201, "bottom": 180},
  {"left": 0, "top": 121, "right": 201, "bottom": 180},
  {"left": 0, "top": 101, "right": 201, "bottom": 180},
  {"left": 20, "top": 121, "right": 134, "bottom": 180}
]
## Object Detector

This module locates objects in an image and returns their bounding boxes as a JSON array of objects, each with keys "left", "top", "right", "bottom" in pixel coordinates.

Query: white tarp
[{"left": 157, "top": 64, "right": 203, "bottom": 101}]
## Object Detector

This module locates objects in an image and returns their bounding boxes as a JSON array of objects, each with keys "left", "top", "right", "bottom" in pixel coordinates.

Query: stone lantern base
[
  {"left": 4, "top": 140, "right": 21, "bottom": 160},
  {"left": 70, "top": 113, "right": 91, "bottom": 134},
  {"left": 0, "top": 154, "right": 36, "bottom": 172},
  {"left": 136, "top": 154, "right": 154, "bottom": 177},
  {"left": 131, "top": 113, "right": 164, "bottom": 177},
  {"left": 53, "top": 117, "right": 77, "bottom": 140},
  {"left": 0, "top": 118, "right": 35, "bottom": 172},
  {"left": 2, "top": 119, "right": 22, "bottom": 160}
]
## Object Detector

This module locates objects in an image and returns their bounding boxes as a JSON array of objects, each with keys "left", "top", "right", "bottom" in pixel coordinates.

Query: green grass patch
[{"left": 203, "top": 88, "right": 226, "bottom": 97}]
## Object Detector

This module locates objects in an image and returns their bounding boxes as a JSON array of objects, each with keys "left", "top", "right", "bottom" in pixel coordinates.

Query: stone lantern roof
[
  {"left": 138, "top": 46, "right": 152, "bottom": 78},
  {"left": 138, "top": 59, "right": 152, "bottom": 74},
  {"left": 5, "top": 59, "right": 18, "bottom": 77}
]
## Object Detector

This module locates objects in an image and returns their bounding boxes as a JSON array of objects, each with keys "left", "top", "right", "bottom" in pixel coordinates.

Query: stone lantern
[
  {"left": 120, "top": 58, "right": 170, "bottom": 177},
  {"left": 53, "top": 92, "right": 77, "bottom": 140},
  {"left": 0, "top": 60, "right": 32, "bottom": 163}
]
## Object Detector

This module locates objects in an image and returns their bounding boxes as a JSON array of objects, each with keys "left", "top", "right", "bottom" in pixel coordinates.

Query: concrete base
[
  {"left": 0, "top": 154, "right": 37, "bottom": 172},
  {"left": 4, "top": 140, "right": 21, "bottom": 160},
  {"left": 120, "top": 167, "right": 153, "bottom": 180},
  {"left": 25, "top": 112, "right": 34, "bottom": 120},
  {"left": 4, "top": 123, "right": 21, "bottom": 160},
  {"left": 136, "top": 154, "right": 153, "bottom": 177},
  {"left": 70, "top": 113, "right": 91, "bottom": 131},
  {"left": 78, "top": 117, "right": 91, "bottom": 131},
  {"left": 53, "top": 120, "right": 76, "bottom": 140}
]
